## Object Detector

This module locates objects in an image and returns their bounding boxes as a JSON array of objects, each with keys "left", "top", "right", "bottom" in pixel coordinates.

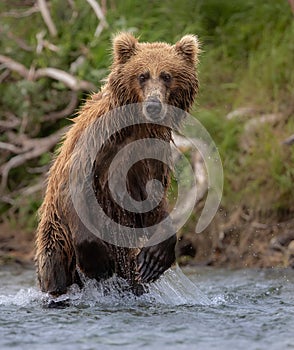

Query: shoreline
[{"left": 1, "top": 215, "right": 294, "bottom": 270}]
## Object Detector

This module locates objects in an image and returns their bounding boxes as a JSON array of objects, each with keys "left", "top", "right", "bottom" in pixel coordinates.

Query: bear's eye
[
  {"left": 138, "top": 72, "right": 150, "bottom": 84},
  {"left": 160, "top": 72, "right": 172, "bottom": 83}
]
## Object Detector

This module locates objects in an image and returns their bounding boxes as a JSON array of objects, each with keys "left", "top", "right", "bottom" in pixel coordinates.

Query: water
[{"left": 0, "top": 265, "right": 293, "bottom": 350}]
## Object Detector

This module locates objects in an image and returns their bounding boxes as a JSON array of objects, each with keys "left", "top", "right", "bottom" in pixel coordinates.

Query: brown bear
[{"left": 35, "top": 32, "right": 200, "bottom": 296}]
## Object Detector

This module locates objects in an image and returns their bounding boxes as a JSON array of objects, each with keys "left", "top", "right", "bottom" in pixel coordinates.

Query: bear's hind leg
[
  {"left": 35, "top": 221, "right": 76, "bottom": 296},
  {"left": 75, "top": 237, "right": 115, "bottom": 281}
]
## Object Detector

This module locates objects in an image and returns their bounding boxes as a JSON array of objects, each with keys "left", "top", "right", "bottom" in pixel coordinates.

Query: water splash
[
  {"left": 0, "top": 266, "right": 210, "bottom": 307},
  {"left": 143, "top": 265, "right": 210, "bottom": 305},
  {"left": 0, "top": 287, "right": 44, "bottom": 306}
]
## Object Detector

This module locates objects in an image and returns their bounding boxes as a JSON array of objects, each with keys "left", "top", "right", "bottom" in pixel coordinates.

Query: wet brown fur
[{"left": 35, "top": 33, "right": 200, "bottom": 296}]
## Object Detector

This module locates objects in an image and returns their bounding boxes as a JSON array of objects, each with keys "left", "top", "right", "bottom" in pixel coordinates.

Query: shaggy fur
[{"left": 35, "top": 33, "right": 200, "bottom": 296}]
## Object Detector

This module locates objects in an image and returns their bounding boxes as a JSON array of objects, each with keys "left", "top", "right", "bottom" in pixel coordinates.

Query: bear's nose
[{"left": 145, "top": 98, "right": 162, "bottom": 117}]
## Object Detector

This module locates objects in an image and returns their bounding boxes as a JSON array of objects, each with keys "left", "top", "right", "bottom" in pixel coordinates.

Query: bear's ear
[
  {"left": 174, "top": 35, "right": 200, "bottom": 64},
  {"left": 112, "top": 32, "right": 138, "bottom": 64}
]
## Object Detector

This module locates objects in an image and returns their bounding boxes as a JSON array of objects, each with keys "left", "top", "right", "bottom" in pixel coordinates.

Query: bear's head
[{"left": 108, "top": 32, "right": 200, "bottom": 119}]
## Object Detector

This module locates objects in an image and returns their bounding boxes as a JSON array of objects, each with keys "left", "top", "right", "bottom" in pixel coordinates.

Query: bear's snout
[
  {"left": 143, "top": 97, "right": 165, "bottom": 121},
  {"left": 146, "top": 97, "right": 162, "bottom": 114}
]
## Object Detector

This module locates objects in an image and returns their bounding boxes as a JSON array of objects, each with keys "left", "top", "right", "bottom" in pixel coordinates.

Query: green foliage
[
  {"left": 0, "top": 0, "right": 293, "bottom": 230},
  {"left": 239, "top": 121, "right": 294, "bottom": 213}
]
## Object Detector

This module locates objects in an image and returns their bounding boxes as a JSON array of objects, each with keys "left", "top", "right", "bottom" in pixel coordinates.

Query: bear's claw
[{"left": 136, "top": 234, "right": 176, "bottom": 283}]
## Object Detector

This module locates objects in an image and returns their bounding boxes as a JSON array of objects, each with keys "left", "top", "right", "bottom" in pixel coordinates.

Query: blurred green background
[{"left": 0, "top": 0, "right": 293, "bottom": 266}]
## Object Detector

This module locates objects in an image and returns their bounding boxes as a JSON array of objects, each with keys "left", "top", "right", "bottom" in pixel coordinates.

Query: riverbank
[
  {"left": 177, "top": 209, "right": 294, "bottom": 269},
  {"left": 0, "top": 223, "right": 34, "bottom": 267},
  {"left": 1, "top": 213, "right": 294, "bottom": 270}
]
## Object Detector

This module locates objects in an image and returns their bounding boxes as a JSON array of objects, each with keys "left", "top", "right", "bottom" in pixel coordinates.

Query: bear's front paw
[{"left": 136, "top": 234, "right": 176, "bottom": 283}]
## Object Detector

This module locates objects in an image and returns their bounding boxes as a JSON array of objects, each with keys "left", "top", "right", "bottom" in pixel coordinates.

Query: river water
[{"left": 0, "top": 265, "right": 293, "bottom": 350}]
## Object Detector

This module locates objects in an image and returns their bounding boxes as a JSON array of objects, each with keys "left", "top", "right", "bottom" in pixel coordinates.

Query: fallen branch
[
  {"left": 0, "top": 142, "right": 23, "bottom": 154},
  {"left": 67, "top": 0, "right": 75, "bottom": 9},
  {"left": 43, "top": 91, "right": 78, "bottom": 122},
  {"left": 27, "top": 165, "right": 50, "bottom": 174},
  {"left": 0, "top": 113, "right": 20, "bottom": 131},
  {"left": 0, "top": 69, "right": 10, "bottom": 83},
  {"left": 0, "top": 195, "right": 16, "bottom": 206},
  {"left": 36, "top": 30, "right": 60, "bottom": 54},
  {"left": 0, "top": 54, "right": 95, "bottom": 91},
  {"left": 86, "top": 0, "right": 108, "bottom": 37},
  {"left": 226, "top": 107, "right": 256, "bottom": 120},
  {"left": 240, "top": 113, "right": 283, "bottom": 151},
  {"left": 1, "top": 6, "right": 39, "bottom": 18},
  {"left": 0, "top": 179, "right": 45, "bottom": 205},
  {"left": 37, "top": 0, "right": 57, "bottom": 37},
  {"left": 244, "top": 113, "right": 282, "bottom": 133},
  {"left": 289, "top": 0, "right": 294, "bottom": 15},
  {"left": 101, "top": 0, "right": 107, "bottom": 14},
  {"left": 0, "top": 55, "right": 30, "bottom": 79},
  {"left": 20, "top": 181, "right": 45, "bottom": 196},
  {"left": 283, "top": 134, "right": 294, "bottom": 146},
  {"left": 35, "top": 67, "right": 95, "bottom": 91},
  {"left": 0, "top": 126, "right": 68, "bottom": 191}
]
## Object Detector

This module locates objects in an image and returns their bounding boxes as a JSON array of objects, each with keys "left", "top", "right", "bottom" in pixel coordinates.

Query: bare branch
[
  {"left": 67, "top": 0, "right": 75, "bottom": 9},
  {"left": 37, "top": 0, "right": 57, "bottom": 37},
  {"left": 0, "top": 69, "right": 10, "bottom": 83},
  {"left": 27, "top": 165, "right": 50, "bottom": 174},
  {"left": 0, "top": 142, "right": 23, "bottom": 154},
  {"left": 0, "top": 126, "right": 68, "bottom": 191},
  {"left": 43, "top": 92, "right": 78, "bottom": 122},
  {"left": 86, "top": 0, "right": 108, "bottom": 37},
  {"left": 0, "top": 195, "right": 16, "bottom": 205},
  {"left": 95, "top": 21, "right": 108, "bottom": 37},
  {"left": 226, "top": 107, "right": 256, "bottom": 120},
  {"left": 101, "top": 0, "right": 107, "bottom": 14},
  {"left": 0, "top": 55, "right": 30, "bottom": 79},
  {"left": 288, "top": 0, "right": 294, "bottom": 15},
  {"left": 86, "top": 0, "right": 106, "bottom": 22},
  {"left": 0, "top": 113, "right": 20, "bottom": 131},
  {"left": 0, "top": 179, "right": 45, "bottom": 205},
  {"left": 1, "top": 6, "right": 39, "bottom": 18},
  {"left": 70, "top": 56, "right": 86, "bottom": 74},
  {"left": 20, "top": 181, "right": 45, "bottom": 196},
  {"left": 244, "top": 113, "right": 282, "bottom": 133},
  {"left": 35, "top": 67, "right": 95, "bottom": 91},
  {"left": 36, "top": 30, "right": 60, "bottom": 54},
  {"left": 283, "top": 134, "right": 294, "bottom": 146},
  {"left": 0, "top": 54, "right": 95, "bottom": 91}
]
